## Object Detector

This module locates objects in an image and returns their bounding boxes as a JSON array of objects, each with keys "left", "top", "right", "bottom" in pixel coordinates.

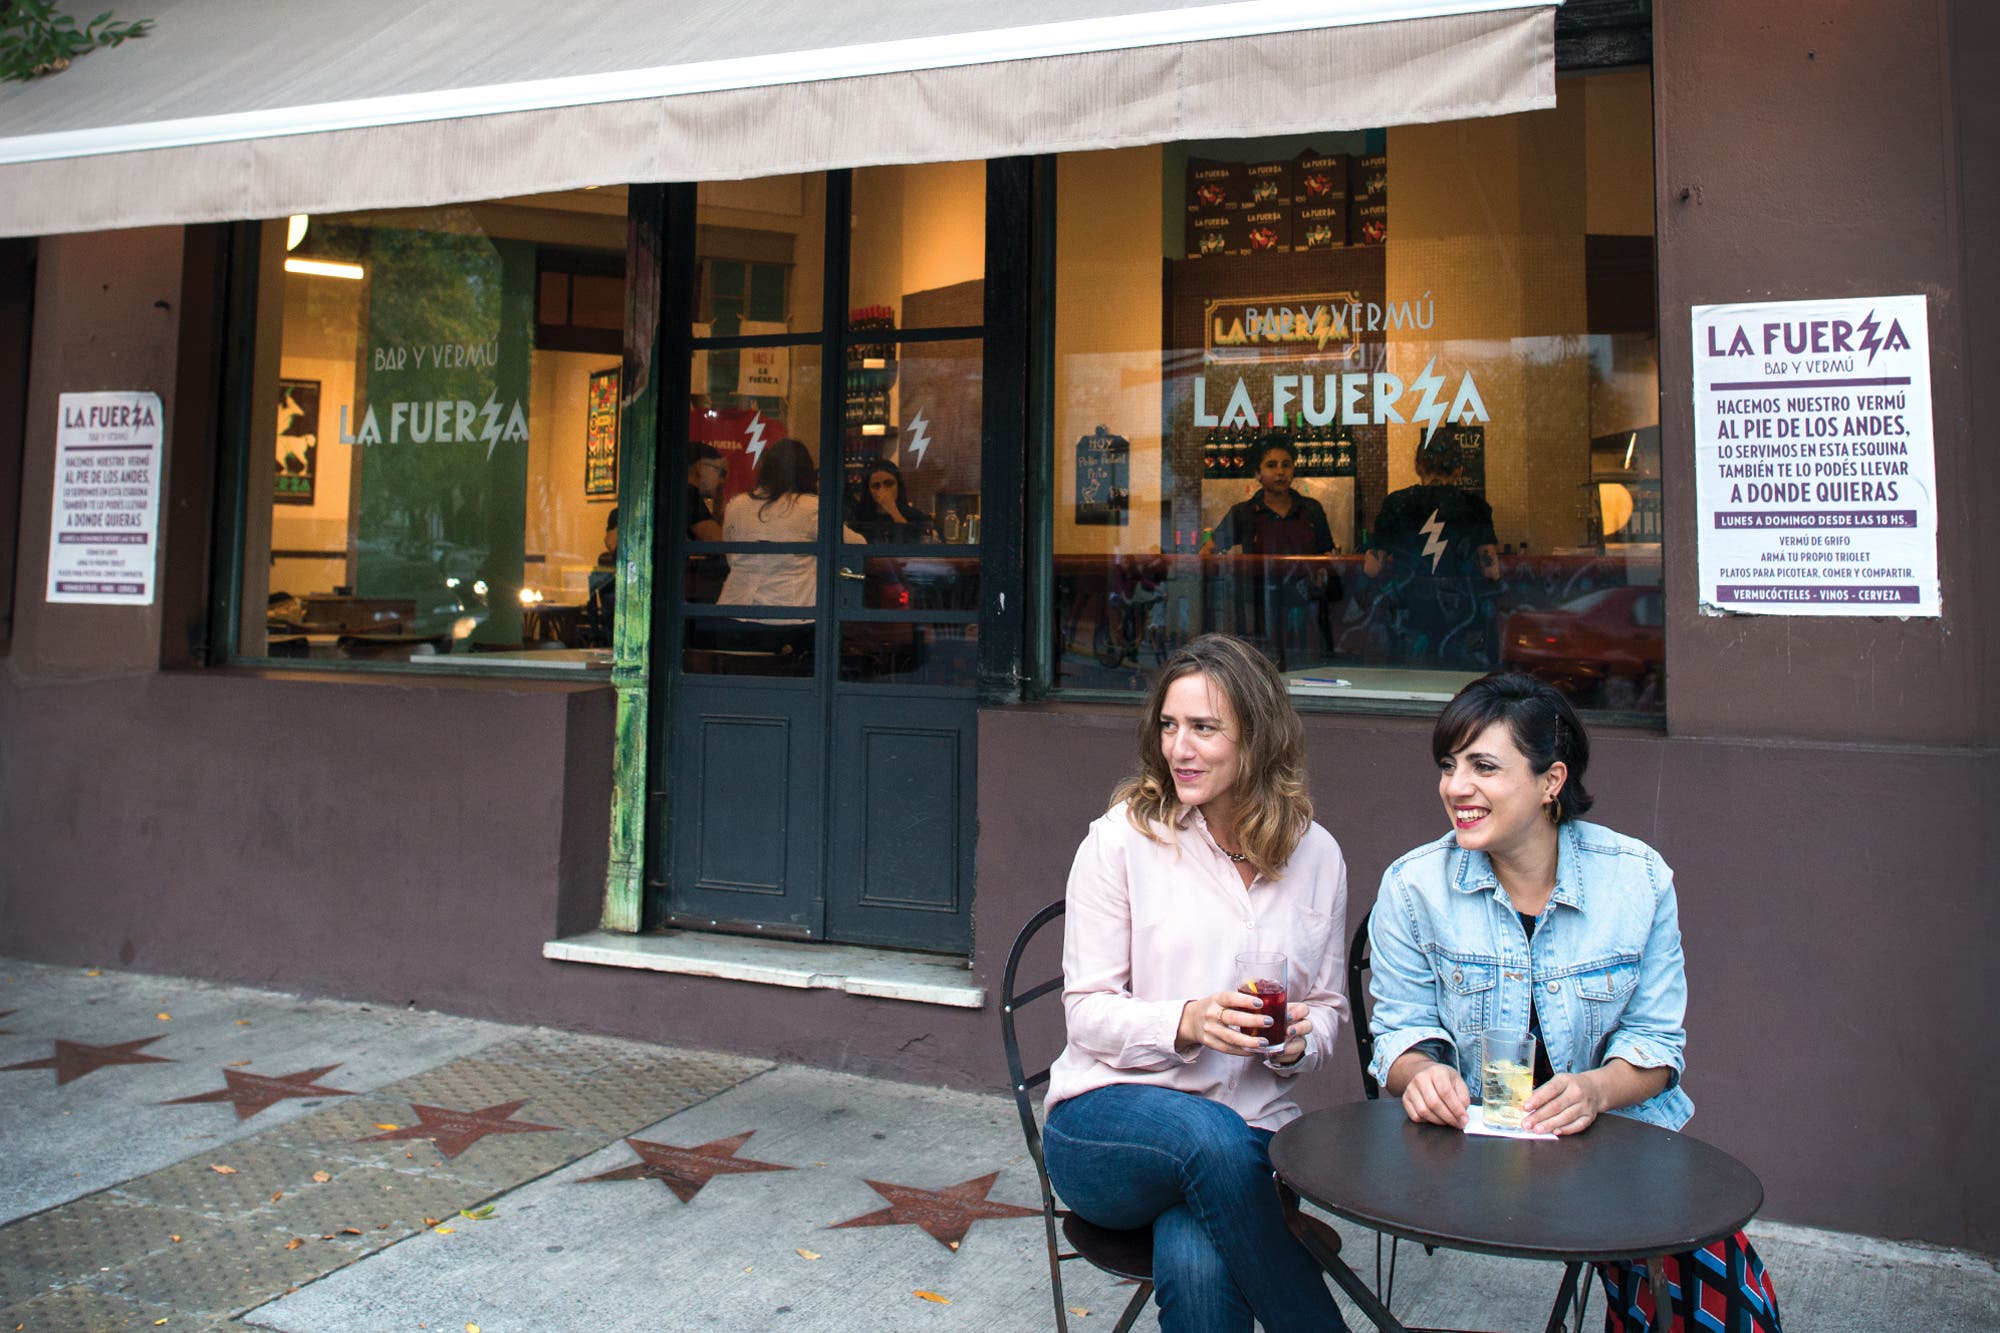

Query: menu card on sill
[{"left": 1464, "top": 1106, "right": 1557, "bottom": 1140}]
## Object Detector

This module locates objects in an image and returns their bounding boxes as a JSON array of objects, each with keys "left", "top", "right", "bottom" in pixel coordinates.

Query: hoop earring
[{"left": 1545, "top": 795, "right": 1562, "bottom": 825}]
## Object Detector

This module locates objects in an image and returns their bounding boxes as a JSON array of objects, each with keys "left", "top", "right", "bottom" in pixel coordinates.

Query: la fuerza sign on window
[{"left": 1691, "top": 294, "right": 1939, "bottom": 617}]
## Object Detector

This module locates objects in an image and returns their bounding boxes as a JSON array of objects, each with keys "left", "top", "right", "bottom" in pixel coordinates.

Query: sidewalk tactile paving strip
[
  {"left": 252, "top": 1163, "right": 468, "bottom": 1238},
  {"left": 0, "top": 1194, "right": 215, "bottom": 1299},
  {"left": 94, "top": 1220, "right": 346, "bottom": 1317},
  {"left": 0, "top": 1281, "right": 181, "bottom": 1330},
  {"left": 391, "top": 1058, "right": 708, "bottom": 1137},
  {"left": 112, "top": 1140, "right": 355, "bottom": 1219}
]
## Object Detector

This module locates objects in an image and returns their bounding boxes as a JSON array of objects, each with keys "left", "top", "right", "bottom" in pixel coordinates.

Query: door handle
[{"left": 836, "top": 568, "right": 866, "bottom": 581}]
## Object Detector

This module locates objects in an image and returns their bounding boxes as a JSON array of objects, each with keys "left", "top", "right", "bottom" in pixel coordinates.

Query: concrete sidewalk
[{"left": 2, "top": 959, "right": 1995, "bottom": 1332}]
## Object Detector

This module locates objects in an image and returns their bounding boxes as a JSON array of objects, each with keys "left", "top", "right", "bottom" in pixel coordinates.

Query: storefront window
[
  {"left": 241, "top": 188, "right": 627, "bottom": 669},
  {"left": 1049, "top": 70, "right": 1664, "bottom": 713}
]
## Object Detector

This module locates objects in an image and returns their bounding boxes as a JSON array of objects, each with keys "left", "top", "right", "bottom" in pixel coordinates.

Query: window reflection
[
  {"left": 1050, "top": 70, "right": 1664, "bottom": 713},
  {"left": 250, "top": 189, "right": 627, "bottom": 670}
]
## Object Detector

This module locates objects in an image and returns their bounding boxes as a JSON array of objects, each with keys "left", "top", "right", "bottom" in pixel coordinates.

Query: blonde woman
[{"left": 1041, "top": 633, "right": 1351, "bottom": 1333}]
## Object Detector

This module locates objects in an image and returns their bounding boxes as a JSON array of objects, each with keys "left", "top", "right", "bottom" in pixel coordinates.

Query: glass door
[{"left": 653, "top": 165, "right": 988, "bottom": 952}]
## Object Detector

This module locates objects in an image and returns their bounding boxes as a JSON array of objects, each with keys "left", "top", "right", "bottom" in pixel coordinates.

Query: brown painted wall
[{"left": 1655, "top": 2, "right": 1996, "bottom": 745}]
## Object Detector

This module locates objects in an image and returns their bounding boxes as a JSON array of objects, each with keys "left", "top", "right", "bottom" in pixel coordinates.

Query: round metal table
[{"left": 1269, "top": 1100, "right": 1764, "bottom": 1331}]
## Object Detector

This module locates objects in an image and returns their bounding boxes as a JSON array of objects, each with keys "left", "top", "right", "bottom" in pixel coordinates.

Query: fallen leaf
[
  {"left": 914, "top": 1290, "right": 952, "bottom": 1305},
  {"left": 423, "top": 1217, "right": 442, "bottom": 1227},
  {"left": 157, "top": 1012, "right": 172, "bottom": 1021},
  {"left": 209, "top": 1164, "right": 237, "bottom": 1175},
  {"left": 434, "top": 1225, "right": 455, "bottom": 1234},
  {"left": 467, "top": 1325, "right": 481, "bottom": 1333},
  {"left": 320, "top": 1233, "right": 335, "bottom": 1241},
  {"left": 271, "top": 1192, "right": 283, "bottom": 1203},
  {"left": 1068, "top": 1306, "right": 1092, "bottom": 1317},
  {"left": 458, "top": 1205, "right": 494, "bottom": 1220},
  {"left": 284, "top": 1238, "right": 304, "bottom": 1251},
  {"left": 794, "top": 1248, "right": 820, "bottom": 1261},
  {"left": 85, "top": 968, "right": 102, "bottom": 976},
  {"left": 235, "top": 1019, "right": 251, "bottom": 1025},
  {"left": 228, "top": 1059, "right": 253, "bottom": 1067},
  {"left": 948, "top": 1241, "right": 960, "bottom": 1251},
  {"left": 169, "top": 1235, "right": 181, "bottom": 1243},
  {"left": 341, "top": 1227, "right": 362, "bottom": 1235},
  {"left": 154, "top": 1321, "right": 169, "bottom": 1327},
  {"left": 312, "top": 1171, "right": 332, "bottom": 1183},
  {"left": 373, "top": 1123, "right": 401, "bottom": 1131}
]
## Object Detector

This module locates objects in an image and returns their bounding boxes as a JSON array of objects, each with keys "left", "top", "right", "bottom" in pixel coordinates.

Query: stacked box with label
[
  {"left": 1349, "top": 152, "right": 1388, "bottom": 246},
  {"left": 1292, "top": 149, "right": 1348, "bottom": 252},
  {"left": 1185, "top": 158, "right": 1247, "bottom": 258},
  {"left": 1242, "top": 159, "right": 1294, "bottom": 254}
]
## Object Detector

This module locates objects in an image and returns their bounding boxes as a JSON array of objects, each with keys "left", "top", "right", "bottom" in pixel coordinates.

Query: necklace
[{"left": 1222, "top": 849, "right": 1249, "bottom": 863}]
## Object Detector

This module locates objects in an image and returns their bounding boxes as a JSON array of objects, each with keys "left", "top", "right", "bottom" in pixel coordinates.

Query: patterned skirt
[{"left": 1595, "top": 1230, "right": 1783, "bottom": 1332}]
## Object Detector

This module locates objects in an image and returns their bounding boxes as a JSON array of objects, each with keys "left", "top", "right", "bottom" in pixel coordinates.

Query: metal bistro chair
[
  {"left": 1344, "top": 906, "right": 1579, "bottom": 1333},
  {"left": 1000, "top": 901, "right": 1154, "bottom": 1333}
]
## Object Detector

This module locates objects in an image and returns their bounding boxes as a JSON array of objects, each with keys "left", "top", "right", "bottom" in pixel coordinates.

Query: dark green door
[{"left": 651, "top": 166, "right": 1002, "bottom": 952}]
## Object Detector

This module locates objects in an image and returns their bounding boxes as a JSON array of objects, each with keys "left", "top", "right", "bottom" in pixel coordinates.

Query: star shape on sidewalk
[
  {"left": 354, "top": 1098, "right": 560, "bottom": 1159},
  {"left": 0, "top": 1035, "right": 173, "bottom": 1085},
  {"left": 829, "top": 1171, "right": 1039, "bottom": 1249},
  {"left": 579, "top": 1131, "right": 793, "bottom": 1203},
  {"left": 160, "top": 1064, "right": 357, "bottom": 1119}
]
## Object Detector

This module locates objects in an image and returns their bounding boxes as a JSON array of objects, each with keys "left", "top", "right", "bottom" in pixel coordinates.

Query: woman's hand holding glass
[{"left": 1177, "top": 992, "right": 1310, "bottom": 1061}]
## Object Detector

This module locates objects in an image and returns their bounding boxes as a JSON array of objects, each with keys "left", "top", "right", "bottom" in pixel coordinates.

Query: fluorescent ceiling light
[{"left": 284, "top": 257, "right": 363, "bottom": 280}]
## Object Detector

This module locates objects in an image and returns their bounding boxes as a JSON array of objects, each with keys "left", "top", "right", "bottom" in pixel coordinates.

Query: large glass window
[
  {"left": 1049, "top": 70, "right": 1663, "bottom": 713},
  {"left": 241, "top": 187, "right": 627, "bottom": 669}
]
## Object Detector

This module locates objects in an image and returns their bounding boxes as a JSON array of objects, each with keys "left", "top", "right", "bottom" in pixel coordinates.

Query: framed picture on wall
[
  {"left": 585, "top": 367, "right": 619, "bottom": 496},
  {"left": 274, "top": 378, "right": 318, "bottom": 505}
]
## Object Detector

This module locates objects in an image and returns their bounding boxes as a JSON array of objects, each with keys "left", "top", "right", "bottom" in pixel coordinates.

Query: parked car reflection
[{"left": 1500, "top": 585, "right": 1663, "bottom": 708}]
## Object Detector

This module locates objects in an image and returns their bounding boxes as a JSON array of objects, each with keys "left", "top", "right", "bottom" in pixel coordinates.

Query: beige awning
[{"left": 0, "top": 0, "right": 1557, "bottom": 237}]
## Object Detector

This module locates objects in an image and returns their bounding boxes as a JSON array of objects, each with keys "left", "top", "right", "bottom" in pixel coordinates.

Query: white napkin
[{"left": 1463, "top": 1105, "right": 1558, "bottom": 1140}]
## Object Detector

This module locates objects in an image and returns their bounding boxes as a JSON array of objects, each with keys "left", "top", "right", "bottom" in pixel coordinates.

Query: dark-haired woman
[
  {"left": 712, "top": 438, "right": 859, "bottom": 653},
  {"left": 848, "top": 457, "right": 934, "bottom": 543},
  {"left": 1368, "top": 672, "right": 1781, "bottom": 1331},
  {"left": 1041, "top": 633, "right": 1350, "bottom": 1333}
]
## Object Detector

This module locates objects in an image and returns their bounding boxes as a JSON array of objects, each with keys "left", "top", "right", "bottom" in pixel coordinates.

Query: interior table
[{"left": 1269, "top": 1100, "right": 1763, "bottom": 1333}]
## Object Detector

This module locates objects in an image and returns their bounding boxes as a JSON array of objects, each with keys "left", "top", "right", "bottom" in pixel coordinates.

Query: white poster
[
  {"left": 1691, "top": 294, "right": 1938, "bottom": 616},
  {"left": 735, "top": 319, "right": 791, "bottom": 398},
  {"left": 46, "top": 390, "right": 165, "bottom": 605}
]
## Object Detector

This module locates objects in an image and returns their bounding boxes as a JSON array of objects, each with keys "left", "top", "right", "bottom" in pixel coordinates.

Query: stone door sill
[{"left": 543, "top": 929, "right": 985, "bottom": 1009}]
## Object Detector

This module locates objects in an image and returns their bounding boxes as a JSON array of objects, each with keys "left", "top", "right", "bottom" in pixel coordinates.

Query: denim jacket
[{"left": 1367, "top": 820, "right": 1693, "bottom": 1130}]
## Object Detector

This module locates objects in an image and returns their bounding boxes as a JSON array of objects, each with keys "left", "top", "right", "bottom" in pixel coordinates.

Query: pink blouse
[{"left": 1044, "top": 802, "right": 1351, "bottom": 1131}]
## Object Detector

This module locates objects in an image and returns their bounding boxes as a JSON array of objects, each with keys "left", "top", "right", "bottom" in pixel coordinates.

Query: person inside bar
[
  {"left": 685, "top": 443, "right": 729, "bottom": 603},
  {"left": 1201, "top": 435, "right": 1337, "bottom": 653},
  {"left": 1363, "top": 430, "right": 1500, "bottom": 666},
  {"left": 705, "top": 437, "right": 860, "bottom": 657},
  {"left": 846, "top": 456, "right": 934, "bottom": 543},
  {"left": 1042, "top": 633, "right": 1351, "bottom": 1333},
  {"left": 1366, "top": 672, "right": 1784, "bottom": 1331}
]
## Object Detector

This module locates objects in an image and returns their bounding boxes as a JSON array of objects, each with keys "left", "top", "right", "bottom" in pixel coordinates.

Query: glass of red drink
[{"left": 1233, "top": 950, "right": 1289, "bottom": 1050}]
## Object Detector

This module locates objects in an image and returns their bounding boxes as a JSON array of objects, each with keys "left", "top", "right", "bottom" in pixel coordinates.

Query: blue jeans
[{"left": 1044, "top": 1084, "right": 1348, "bottom": 1333}]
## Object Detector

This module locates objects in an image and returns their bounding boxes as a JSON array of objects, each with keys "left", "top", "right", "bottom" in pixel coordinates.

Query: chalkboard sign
[{"left": 1074, "top": 425, "right": 1129, "bottom": 526}]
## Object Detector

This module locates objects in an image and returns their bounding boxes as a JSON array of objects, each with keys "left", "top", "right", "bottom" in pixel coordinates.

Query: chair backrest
[
  {"left": 1000, "top": 899, "right": 1068, "bottom": 1179},
  {"left": 1348, "top": 906, "right": 1380, "bottom": 1100}
]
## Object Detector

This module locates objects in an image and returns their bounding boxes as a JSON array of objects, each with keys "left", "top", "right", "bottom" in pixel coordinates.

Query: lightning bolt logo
[
  {"left": 1420, "top": 510, "right": 1448, "bottom": 573},
  {"left": 903, "top": 408, "right": 931, "bottom": 467},
  {"left": 1410, "top": 357, "right": 1448, "bottom": 445},
  {"left": 1855, "top": 308, "right": 1884, "bottom": 365},
  {"left": 743, "top": 410, "right": 768, "bottom": 468},
  {"left": 478, "top": 391, "right": 505, "bottom": 461}
]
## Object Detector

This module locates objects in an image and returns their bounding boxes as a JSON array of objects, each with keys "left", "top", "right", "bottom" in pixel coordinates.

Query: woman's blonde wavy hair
[{"left": 1110, "top": 633, "right": 1313, "bottom": 877}]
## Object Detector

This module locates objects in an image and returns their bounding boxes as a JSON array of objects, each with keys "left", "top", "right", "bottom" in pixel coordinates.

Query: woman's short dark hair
[{"left": 1431, "top": 673, "right": 1594, "bottom": 821}]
